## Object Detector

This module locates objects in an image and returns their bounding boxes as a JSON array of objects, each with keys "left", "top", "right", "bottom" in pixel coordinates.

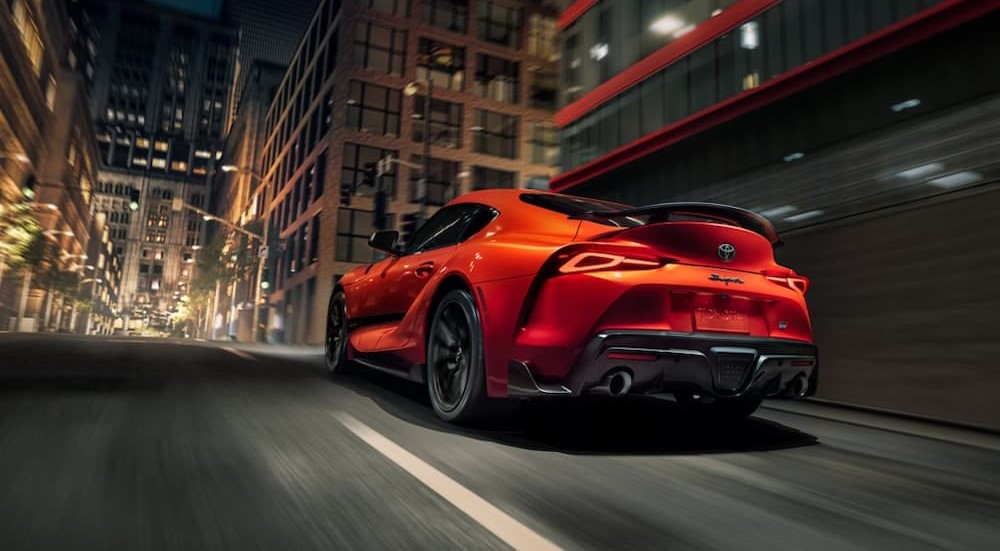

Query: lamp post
[
  {"left": 221, "top": 164, "right": 270, "bottom": 342},
  {"left": 403, "top": 46, "right": 454, "bottom": 220},
  {"left": 79, "top": 277, "right": 103, "bottom": 335}
]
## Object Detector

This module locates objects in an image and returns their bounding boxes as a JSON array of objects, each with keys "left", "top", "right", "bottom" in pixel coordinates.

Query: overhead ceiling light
[
  {"left": 783, "top": 152, "right": 805, "bottom": 162},
  {"left": 784, "top": 210, "right": 824, "bottom": 222},
  {"left": 589, "top": 42, "right": 609, "bottom": 61},
  {"left": 891, "top": 98, "right": 922, "bottom": 113},
  {"left": 740, "top": 21, "right": 759, "bottom": 49},
  {"left": 758, "top": 205, "right": 797, "bottom": 218},
  {"left": 673, "top": 24, "right": 696, "bottom": 38},
  {"left": 650, "top": 15, "right": 684, "bottom": 35},
  {"left": 927, "top": 171, "right": 983, "bottom": 189},
  {"left": 894, "top": 162, "right": 944, "bottom": 180}
]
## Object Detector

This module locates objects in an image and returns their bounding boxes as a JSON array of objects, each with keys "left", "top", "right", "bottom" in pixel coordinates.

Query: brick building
[{"left": 218, "top": 0, "right": 562, "bottom": 344}]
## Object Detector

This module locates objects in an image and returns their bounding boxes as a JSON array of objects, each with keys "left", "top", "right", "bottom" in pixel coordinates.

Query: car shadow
[{"left": 332, "top": 369, "right": 818, "bottom": 456}]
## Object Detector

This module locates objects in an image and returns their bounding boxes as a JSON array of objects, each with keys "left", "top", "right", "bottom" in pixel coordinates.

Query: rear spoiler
[{"left": 570, "top": 202, "right": 781, "bottom": 245}]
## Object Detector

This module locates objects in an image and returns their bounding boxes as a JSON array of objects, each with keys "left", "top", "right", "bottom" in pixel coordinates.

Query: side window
[
  {"left": 405, "top": 205, "right": 473, "bottom": 254},
  {"left": 459, "top": 207, "right": 498, "bottom": 242}
]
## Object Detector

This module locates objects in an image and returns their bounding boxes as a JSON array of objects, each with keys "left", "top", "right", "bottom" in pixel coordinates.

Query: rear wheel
[
  {"left": 325, "top": 292, "right": 353, "bottom": 375},
  {"left": 674, "top": 391, "right": 763, "bottom": 423},
  {"left": 427, "top": 289, "right": 503, "bottom": 424}
]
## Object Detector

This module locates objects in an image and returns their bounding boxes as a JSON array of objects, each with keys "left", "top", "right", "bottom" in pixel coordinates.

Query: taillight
[
  {"left": 559, "top": 252, "right": 662, "bottom": 274},
  {"left": 765, "top": 274, "right": 810, "bottom": 294}
]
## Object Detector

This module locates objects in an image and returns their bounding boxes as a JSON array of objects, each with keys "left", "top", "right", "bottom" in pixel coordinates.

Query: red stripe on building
[
  {"left": 550, "top": 0, "right": 998, "bottom": 193},
  {"left": 556, "top": 0, "right": 782, "bottom": 127},
  {"left": 558, "top": 0, "right": 599, "bottom": 30}
]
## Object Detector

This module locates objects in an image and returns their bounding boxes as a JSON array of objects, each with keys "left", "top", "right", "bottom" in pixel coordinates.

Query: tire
[
  {"left": 325, "top": 291, "right": 353, "bottom": 375},
  {"left": 674, "top": 391, "right": 763, "bottom": 423},
  {"left": 426, "top": 289, "right": 507, "bottom": 424}
]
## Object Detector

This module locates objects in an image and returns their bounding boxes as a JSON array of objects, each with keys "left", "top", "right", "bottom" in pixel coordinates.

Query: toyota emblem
[{"left": 717, "top": 243, "right": 736, "bottom": 262}]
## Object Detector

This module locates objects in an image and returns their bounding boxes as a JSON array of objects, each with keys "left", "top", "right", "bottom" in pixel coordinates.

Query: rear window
[{"left": 519, "top": 193, "right": 641, "bottom": 227}]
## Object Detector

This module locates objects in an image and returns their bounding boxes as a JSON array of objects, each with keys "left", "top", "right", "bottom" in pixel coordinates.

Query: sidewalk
[{"left": 763, "top": 399, "right": 1000, "bottom": 452}]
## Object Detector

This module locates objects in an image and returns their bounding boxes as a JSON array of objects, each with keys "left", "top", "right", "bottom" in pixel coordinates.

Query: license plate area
[{"left": 693, "top": 307, "right": 749, "bottom": 333}]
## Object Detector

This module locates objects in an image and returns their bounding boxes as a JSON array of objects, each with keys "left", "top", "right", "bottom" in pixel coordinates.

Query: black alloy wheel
[
  {"left": 325, "top": 292, "right": 351, "bottom": 374},
  {"left": 427, "top": 289, "right": 498, "bottom": 424}
]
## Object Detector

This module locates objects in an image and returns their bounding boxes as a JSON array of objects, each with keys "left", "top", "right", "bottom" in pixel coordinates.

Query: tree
[{"left": 0, "top": 202, "right": 41, "bottom": 283}]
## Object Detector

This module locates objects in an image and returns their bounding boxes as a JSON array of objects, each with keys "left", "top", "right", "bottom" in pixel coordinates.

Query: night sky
[{"left": 146, "top": 0, "right": 223, "bottom": 19}]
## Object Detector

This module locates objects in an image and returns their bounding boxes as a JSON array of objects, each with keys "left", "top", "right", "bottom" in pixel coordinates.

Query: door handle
[{"left": 414, "top": 262, "right": 435, "bottom": 278}]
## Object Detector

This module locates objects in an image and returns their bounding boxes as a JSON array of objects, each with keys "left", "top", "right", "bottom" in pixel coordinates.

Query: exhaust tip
[
  {"left": 588, "top": 369, "right": 633, "bottom": 397},
  {"left": 608, "top": 370, "right": 632, "bottom": 396},
  {"left": 792, "top": 374, "right": 809, "bottom": 398}
]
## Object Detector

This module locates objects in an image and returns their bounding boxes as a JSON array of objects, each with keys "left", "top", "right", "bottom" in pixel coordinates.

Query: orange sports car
[{"left": 327, "top": 189, "right": 817, "bottom": 424}]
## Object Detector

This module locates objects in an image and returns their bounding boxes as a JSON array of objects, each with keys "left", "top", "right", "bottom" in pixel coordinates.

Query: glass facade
[{"left": 561, "top": 0, "right": 945, "bottom": 172}]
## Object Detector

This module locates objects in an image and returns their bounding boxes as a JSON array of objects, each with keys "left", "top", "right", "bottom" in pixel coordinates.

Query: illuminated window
[
  {"left": 135, "top": 138, "right": 150, "bottom": 148},
  {"left": 526, "top": 14, "right": 557, "bottom": 59},
  {"left": 152, "top": 158, "right": 167, "bottom": 169},
  {"left": 171, "top": 161, "right": 188, "bottom": 172},
  {"left": 12, "top": 0, "right": 43, "bottom": 76},
  {"left": 154, "top": 141, "right": 169, "bottom": 152},
  {"left": 45, "top": 75, "right": 57, "bottom": 110}
]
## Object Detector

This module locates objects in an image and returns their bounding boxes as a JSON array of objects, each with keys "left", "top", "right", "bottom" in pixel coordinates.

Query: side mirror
[{"left": 368, "top": 229, "right": 401, "bottom": 255}]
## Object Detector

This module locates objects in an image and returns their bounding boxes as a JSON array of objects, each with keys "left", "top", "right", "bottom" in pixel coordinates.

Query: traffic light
[
  {"left": 339, "top": 182, "right": 352, "bottom": 206},
  {"left": 21, "top": 175, "right": 37, "bottom": 200},
  {"left": 399, "top": 213, "right": 418, "bottom": 248},
  {"left": 128, "top": 187, "right": 140, "bottom": 211},
  {"left": 361, "top": 162, "right": 376, "bottom": 188}
]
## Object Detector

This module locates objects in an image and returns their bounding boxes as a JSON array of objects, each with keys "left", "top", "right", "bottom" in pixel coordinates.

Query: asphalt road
[{"left": 1, "top": 333, "right": 998, "bottom": 550}]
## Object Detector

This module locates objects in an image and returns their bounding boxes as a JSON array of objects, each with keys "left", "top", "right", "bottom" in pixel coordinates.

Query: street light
[{"left": 218, "top": 165, "right": 271, "bottom": 342}]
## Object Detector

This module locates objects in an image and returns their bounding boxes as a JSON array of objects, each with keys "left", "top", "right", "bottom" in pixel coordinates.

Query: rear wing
[{"left": 571, "top": 202, "right": 780, "bottom": 245}]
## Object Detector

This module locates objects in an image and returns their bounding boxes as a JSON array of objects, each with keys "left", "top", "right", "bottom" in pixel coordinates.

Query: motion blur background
[{"left": 2, "top": 0, "right": 999, "bottom": 429}]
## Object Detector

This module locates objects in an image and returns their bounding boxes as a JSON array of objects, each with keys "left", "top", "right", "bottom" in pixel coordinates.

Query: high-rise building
[
  {"left": 77, "top": 0, "right": 238, "bottom": 329},
  {"left": 217, "top": 0, "right": 562, "bottom": 344},
  {"left": 1, "top": 0, "right": 102, "bottom": 332},
  {"left": 222, "top": 0, "right": 321, "bottom": 130},
  {"left": 550, "top": 0, "right": 1000, "bottom": 427}
]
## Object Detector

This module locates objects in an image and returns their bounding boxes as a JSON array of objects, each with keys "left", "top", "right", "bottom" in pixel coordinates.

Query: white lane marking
[
  {"left": 222, "top": 347, "right": 256, "bottom": 361},
  {"left": 335, "top": 412, "right": 563, "bottom": 551}
]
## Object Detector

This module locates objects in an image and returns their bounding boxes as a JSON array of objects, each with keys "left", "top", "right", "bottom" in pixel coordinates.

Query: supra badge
[
  {"left": 717, "top": 243, "right": 736, "bottom": 262},
  {"left": 709, "top": 273, "right": 745, "bottom": 285}
]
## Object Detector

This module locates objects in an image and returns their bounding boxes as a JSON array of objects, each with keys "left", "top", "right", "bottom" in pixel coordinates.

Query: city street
[{"left": 1, "top": 333, "right": 998, "bottom": 550}]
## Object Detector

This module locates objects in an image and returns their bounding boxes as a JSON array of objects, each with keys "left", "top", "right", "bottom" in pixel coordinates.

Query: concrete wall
[{"left": 778, "top": 184, "right": 1000, "bottom": 429}]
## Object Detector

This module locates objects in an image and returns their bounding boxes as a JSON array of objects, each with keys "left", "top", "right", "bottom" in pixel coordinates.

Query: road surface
[{"left": 1, "top": 333, "right": 998, "bottom": 550}]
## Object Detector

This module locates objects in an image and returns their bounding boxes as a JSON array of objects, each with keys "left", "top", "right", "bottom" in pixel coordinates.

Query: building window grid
[
  {"left": 412, "top": 95, "right": 463, "bottom": 149},
  {"left": 530, "top": 121, "right": 559, "bottom": 166},
  {"left": 472, "top": 166, "right": 516, "bottom": 190},
  {"left": 354, "top": 21, "right": 407, "bottom": 76},
  {"left": 560, "top": 0, "right": 936, "bottom": 171},
  {"left": 342, "top": 143, "right": 399, "bottom": 198},
  {"left": 408, "top": 155, "right": 458, "bottom": 205},
  {"left": 473, "top": 109, "right": 519, "bottom": 159},
  {"left": 346, "top": 81, "right": 402, "bottom": 137},
  {"left": 423, "top": 0, "right": 468, "bottom": 34},
  {"left": 336, "top": 208, "right": 378, "bottom": 263},
  {"left": 366, "top": 0, "right": 409, "bottom": 17},
  {"left": 477, "top": 1, "right": 521, "bottom": 49},
  {"left": 417, "top": 38, "right": 465, "bottom": 92},
  {"left": 474, "top": 54, "right": 520, "bottom": 104}
]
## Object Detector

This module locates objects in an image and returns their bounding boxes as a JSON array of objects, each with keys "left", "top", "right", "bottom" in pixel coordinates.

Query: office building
[
  {"left": 77, "top": 0, "right": 238, "bottom": 329},
  {"left": 219, "top": 0, "right": 562, "bottom": 344}
]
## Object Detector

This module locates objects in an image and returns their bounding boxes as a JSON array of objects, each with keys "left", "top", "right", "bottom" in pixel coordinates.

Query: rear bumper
[{"left": 508, "top": 330, "right": 818, "bottom": 399}]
